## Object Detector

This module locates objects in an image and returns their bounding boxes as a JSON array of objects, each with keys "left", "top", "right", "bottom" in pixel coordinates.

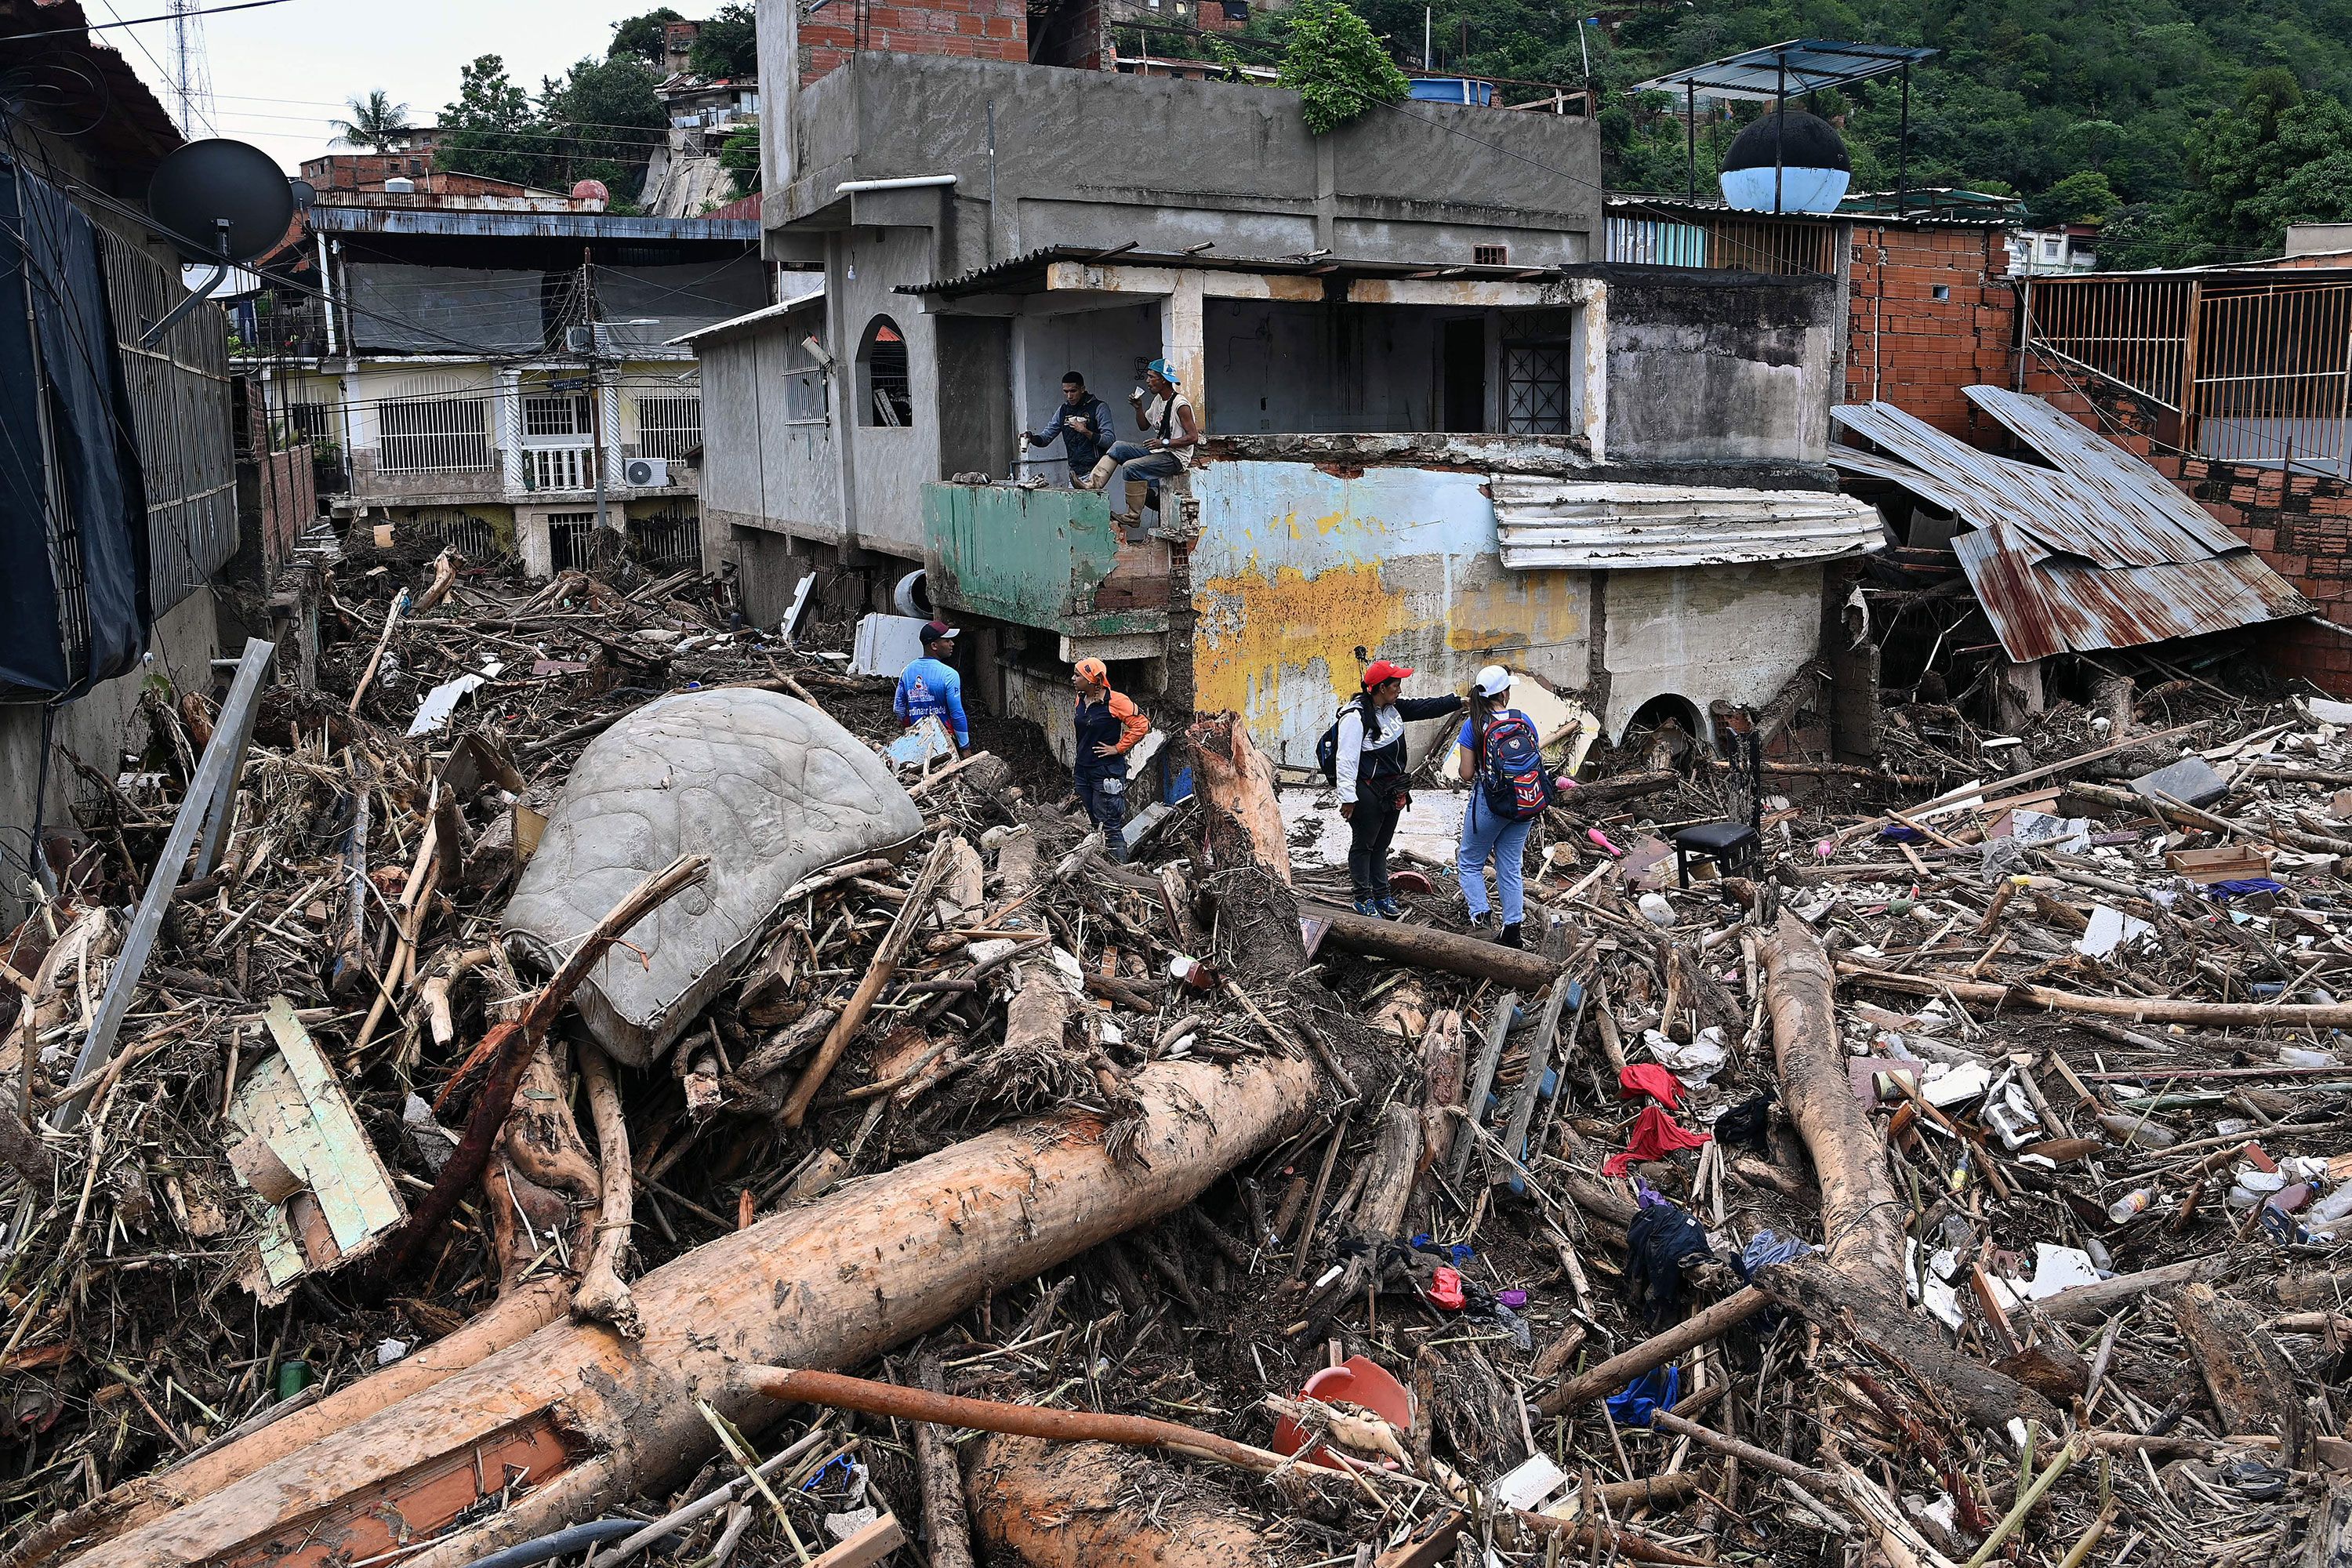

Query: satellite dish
[{"left": 147, "top": 139, "right": 296, "bottom": 264}]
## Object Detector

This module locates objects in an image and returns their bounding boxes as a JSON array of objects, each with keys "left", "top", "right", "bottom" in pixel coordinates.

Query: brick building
[
  {"left": 790, "top": 0, "right": 1031, "bottom": 84},
  {"left": 1842, "top": 218, "right": 2015, "bottom": 440}
]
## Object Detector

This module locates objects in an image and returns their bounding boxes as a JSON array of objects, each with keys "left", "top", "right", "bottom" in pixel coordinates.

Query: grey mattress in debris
[{"left": 502, "top": 688, "right": 923, "bottom": 1064}]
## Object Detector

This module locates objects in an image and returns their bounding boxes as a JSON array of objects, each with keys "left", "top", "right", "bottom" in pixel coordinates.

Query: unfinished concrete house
[{"left": 694, "top": 15, "right": 1887, "bottom": 771}]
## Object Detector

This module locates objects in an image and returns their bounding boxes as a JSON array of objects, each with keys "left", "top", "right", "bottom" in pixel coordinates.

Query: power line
[{"left": 0, "top": 0, "right": 298, "bottom": 42}]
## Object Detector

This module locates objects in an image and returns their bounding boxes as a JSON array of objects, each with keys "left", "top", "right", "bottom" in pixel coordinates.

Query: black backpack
[{"left": 1316, "top": 698, "right": 1367, "bottom": 785}]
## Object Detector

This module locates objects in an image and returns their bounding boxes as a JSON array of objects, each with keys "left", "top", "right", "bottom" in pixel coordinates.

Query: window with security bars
[
  {"left": 782, "top": 333, "right": 827, "bottom": 422},
  {"left": 1503, "top": 343, "right": 1573, "bottom": 434},
  {"left": 378, "top": 397, "right": 493, "bottom": 472},
  {"left": 523, "top": 392, "right": 593, "bottom": 438},
  {"left": 635, "top": 396, "right": 702, "bottom": 461},
  {"left": 285, "top": 402, "right": 334, "bottom": 445},
  {"left": 548, "top": 511, "right": 615, "bottom": 572}
]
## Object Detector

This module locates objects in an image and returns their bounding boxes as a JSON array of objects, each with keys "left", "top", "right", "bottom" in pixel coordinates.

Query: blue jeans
[
  {"left": 1105, "top": 442, "right": 1180, "bottom": 502},
  {"left": 1457, "top": 794, "right": 1533, "bottom": 924},
  {"left": 1078, "top": 775, "right": 1130, "bottom": 860}
]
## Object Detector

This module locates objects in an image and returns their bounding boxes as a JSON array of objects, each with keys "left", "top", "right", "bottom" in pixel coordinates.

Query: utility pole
[{"left": 581, "top": 250, "right": 612, "bottom": 546}]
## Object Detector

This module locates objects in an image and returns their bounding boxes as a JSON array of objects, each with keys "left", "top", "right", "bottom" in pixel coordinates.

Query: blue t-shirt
[
  {"left": 1458, "top": 709, "right": 1530, "bottom": 750},
  {"left": 895, "top": 657, "right": 969, "bottom": 747}
]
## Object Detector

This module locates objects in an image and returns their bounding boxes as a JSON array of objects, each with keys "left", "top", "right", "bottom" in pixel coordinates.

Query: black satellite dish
[
  {"left": 138, "top": 140, "right": 296, "bottom": 347},
  {"left": 147, "top": 138, "right": 296, "bottom": 264}
]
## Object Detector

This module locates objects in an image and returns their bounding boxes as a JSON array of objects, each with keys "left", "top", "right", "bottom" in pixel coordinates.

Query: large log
[
  {"left": 1837, "top": 960, "right": 2352, "bottom": 1029},
  {"left": 4, "top": 1280, "right": 571, "bottom": 1568},
  {"left": 45, "top": 1054, "right": 1316, "bottom": 1568},
  {"left": 1311, "top": 904, "right": 1559, "bottom": 989},
  {"left": 1761, "top": 913, "right": 2059, "bottom": 1435},
  {"left": 966, "top": 1436, "right": 1269, "bottom": 1568}
]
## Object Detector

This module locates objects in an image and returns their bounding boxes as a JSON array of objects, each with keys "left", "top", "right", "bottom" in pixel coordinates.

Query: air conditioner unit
[
  {"left": 563, "top": 325, "right": 597, "bottom": 354},
  {"left": 624, "top": 456, "right": 670, "bottom": 488}
]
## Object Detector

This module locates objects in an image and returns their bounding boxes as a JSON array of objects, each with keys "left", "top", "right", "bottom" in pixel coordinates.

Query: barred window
[
  {"left": 523, "top": 392, "right": 593, "bottom": 438},
  {"left": 285, "top": 401, "right": 334, "bottom": 444},
  {"left": 378, "top": 397, "right": 492, "bottom": 472},
  {"left": 635, "top": 395, "right": 702, "bottom": 461},
  {"left": 782, "top": 333, "right": 827, "bottom": 423}
]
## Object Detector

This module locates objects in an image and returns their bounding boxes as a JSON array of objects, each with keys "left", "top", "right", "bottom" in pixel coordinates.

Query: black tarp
[
  {"left": 593, "top": 257, "right": 767, "bottom": 354},
  {"left": 0, "top": 159, "right": 152, "bottom": 701},
  {"left": 345, "top": 263, "right": 548, "bottom": 354}
]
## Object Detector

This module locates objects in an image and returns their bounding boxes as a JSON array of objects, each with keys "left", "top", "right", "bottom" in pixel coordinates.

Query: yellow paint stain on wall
[
  {"left": 1194, "top": 559, "right": 1417, "bottom": 720},
  {"left": 1444, "top": 570, "right": 1584, "bottom": 654}
]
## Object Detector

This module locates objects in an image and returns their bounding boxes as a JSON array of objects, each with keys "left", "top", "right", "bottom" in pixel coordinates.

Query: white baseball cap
[{"left": 1473, "top": 665, "right": 1512, "bottom": 697}]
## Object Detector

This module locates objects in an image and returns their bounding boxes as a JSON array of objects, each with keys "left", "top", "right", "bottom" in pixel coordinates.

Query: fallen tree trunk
[
  {"left": 9, "top": 1278, "right": 571, "bottom": 1566},
  {"left": 1310, "top": 904, "right": 1559, "bottom": 989},
  {"left": 50, "top": 1053, "right": 1316, "bottom": 1568},
  {"left": 1836, "top": 960, "right": 2352, "bottom": 1029},
  {"left": 2038, "top": 1256, "right": 2230, "bottom": 1322},
  {"left": 966, "top": 1436, "right": 1269, "bottom": 1568},
  {"left": 1762, "top": 913, "right": 2060, "bottom": 1436},
  {"left": 1536, "top": 1287, "right": 1769, "bottom": 1417},
  {"left": 571, "top": 1041, "right": 637, "bottom": 1336}
]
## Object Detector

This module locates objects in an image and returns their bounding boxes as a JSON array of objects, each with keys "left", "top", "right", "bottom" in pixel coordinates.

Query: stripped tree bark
[
  {"left": 966, "top": 1436, "right": 1270, "bottom": 1568},
  {"left": 368, "top": 854, "right": 708, "bottom": 1284},
  {"left": 1759, "top": 911, "right": 2059, "bottom": 1434},
  {"left": 572, "top": 1040, "right": 638, "bottom": 1336},
  {"left": 913, "top": 1355, "right": 976, "bottom": 1568}
]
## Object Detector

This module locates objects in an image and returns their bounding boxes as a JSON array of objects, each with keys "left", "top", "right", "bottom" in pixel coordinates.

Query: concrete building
[
  {"left": 695, "top": 35, "right": 1896, "bottom": 771},
  {"left": 241, "top": 183, "right": 764, "bottom": 577},
  {"left": 0, "top": 0, "right": 240, "bottom": 923},
  {"left": 2007, "top": 224, "right": 2099, "bottom": 276}
]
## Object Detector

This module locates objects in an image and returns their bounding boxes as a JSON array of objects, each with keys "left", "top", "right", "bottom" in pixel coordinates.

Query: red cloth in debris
[
  {"left": 1427, "top": 1266, "right": 1466, "bottom": 1310},
  {"left": 1601, "top": 1106, "right": 1711, "bottom": 1176},
  {"left": 1618, "top": 1064, "right": 1686, "bottom": 1109}
]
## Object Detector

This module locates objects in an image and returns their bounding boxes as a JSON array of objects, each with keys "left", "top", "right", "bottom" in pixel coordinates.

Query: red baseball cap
[{"left": 1361, "top": 659, "right": 1414, "bottom": 687}]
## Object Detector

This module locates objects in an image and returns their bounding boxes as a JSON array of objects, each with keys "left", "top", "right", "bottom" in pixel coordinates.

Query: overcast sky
[{"left": 98, "top": 0, "right": 666, "bottom": 170}]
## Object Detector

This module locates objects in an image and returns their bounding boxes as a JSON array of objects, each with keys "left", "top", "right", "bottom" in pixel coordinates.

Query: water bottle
[{"left": 2105, "top": 1189, "right": 2153, "bottom": 1225}]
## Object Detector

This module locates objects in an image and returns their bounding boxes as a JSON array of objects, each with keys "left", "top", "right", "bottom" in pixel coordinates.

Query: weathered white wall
[
  {"left": 1599, "top": 562, "right": 1826, "bottom": 739},
  {"left": 1187, "top": 459, "right": 1594, "bottom": 771},
  {"left": 697, "top": 306, "right": 839, "bottom": 539}
]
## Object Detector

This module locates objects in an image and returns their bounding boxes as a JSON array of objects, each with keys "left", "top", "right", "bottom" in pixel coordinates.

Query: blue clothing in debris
[
  {"left": 1737, "top": 1230, "right": 1814, "bottom": 1276},
  {"left": 894, "top": 657, "right": 970, "bottom": 748},
  {"left": 1605, "top": 1364, "right": 1680, "bottom": 1428},
  {"left": 2205, "top": 878, "right": 2286, "bottom": 899}
]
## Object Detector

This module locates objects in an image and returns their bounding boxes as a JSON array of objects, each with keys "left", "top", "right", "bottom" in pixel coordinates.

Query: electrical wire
[{"left": 0, "top": 0, "right": 299, "bottom": 42}]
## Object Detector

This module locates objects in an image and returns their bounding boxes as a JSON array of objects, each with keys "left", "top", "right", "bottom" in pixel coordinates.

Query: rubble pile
[{"left": 7, "top": 541, "right": 2352, "bottom": 1567}]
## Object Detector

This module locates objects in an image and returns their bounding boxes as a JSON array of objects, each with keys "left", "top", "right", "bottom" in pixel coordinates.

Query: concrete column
[
  {"left": 495, "top": 367, "right": 524, "bottom": 497},
  {"left": 1166, "top": 271, "right": 1206, "bottom": 433},
  {"left": 516, "top": 508, "right": 554, "bottom": 580},
  {"left": 1577, "top": 279, "right": 1608, "bottom": 463}
]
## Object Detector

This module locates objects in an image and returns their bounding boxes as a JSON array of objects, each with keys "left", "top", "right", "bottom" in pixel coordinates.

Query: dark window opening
[
  {"left": 858, "top": 315, "right": 913, "bottom": 426},
  {"left": 1441, "top": 317, "right": 1486, "bottom": 432},
  {"left": 1932, "top": 284, "right": 1951, "bottom": 302},
  {"left": 1474, "top": 243, "right": 1508, "bottom": 265},
  {"left": 1503, "top": 342, "right": 1572, "bottom": 434}
]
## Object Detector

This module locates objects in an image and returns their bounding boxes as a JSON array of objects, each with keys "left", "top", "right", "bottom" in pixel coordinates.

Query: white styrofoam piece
[{"left": 849, "top": 612, "right": 931, "bottom": 678}]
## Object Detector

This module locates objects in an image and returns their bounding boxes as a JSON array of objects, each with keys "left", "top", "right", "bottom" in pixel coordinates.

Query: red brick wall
[
  {"left": 2019, "top": 366, "right": 2352, "bottom": 695},
  {"left": 297, "top": 155, "right": 539, "bottom": 199},
  {"left": 800, "top": 0, "right": 1030, "bottom": 84},
  {"left": 1844, "top": 223, "right": 2015, "bottom": 439}
]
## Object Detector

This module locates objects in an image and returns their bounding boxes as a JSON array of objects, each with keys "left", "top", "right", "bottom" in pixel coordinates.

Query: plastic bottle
[
  {"left": 2096, "top": 1112, "right": 2179, "bottom": 1150},
  {"left": 2307, "top": 1184, "right": 2352, "bottom": 1232},
  {"left": 2105, "top": 1189, "right": 2153, "bottom": 1225},
  {"left": 2279, "top": 1046, "right": 2340, "bottom": 1069}
]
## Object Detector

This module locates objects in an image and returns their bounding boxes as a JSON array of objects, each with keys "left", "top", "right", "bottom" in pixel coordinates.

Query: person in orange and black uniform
[{"left": 1071, "top": 657, "right": 1150, "bottom": 861}]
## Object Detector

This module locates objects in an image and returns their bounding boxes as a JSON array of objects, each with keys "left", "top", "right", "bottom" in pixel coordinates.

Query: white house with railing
[{"left": 238, "top": 195, "right": 764, "bottom": 575}]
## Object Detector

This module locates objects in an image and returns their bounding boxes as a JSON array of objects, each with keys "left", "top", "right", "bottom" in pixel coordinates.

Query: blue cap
[{"left": 1147, "top": 358, "right": 1178, "bottom": 384}]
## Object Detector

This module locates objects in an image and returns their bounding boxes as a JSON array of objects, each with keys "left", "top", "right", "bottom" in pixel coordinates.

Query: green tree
[
  {"left": 1277, "top": 0, "right": 1410, "bottom": 134},
  {"left": 437, "top": 55, "right": 546, "bottom": 187},
  {"left": 543, "top": 54, "right": 670, "bottom": 201},
  {"left": 688, "top": 3, "right": 758, "bottom": 78},
  {"left": 608, "top": 8, "right": 685, "bottom": 66},
  {"left": 719, "top": 125, "right": 760, "bottom": 198},
  {"left": 329, "top": 89, "right": 410, "bottom": 153},
  {"left": 2030, "top": 169, "right": 2119, "bottom": 226}
]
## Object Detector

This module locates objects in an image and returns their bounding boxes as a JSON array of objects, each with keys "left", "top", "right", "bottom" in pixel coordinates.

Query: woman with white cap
[{"left": 1454, "top": 665, "right": 1558, "bottom": 948}]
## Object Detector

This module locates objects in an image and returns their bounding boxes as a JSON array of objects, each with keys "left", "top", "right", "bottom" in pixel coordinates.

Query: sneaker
[
  {"left": 1375, "top": 897, "right": 1403, "bottom": 919},
  {"left": 1497, "top": 922, "right": 1523, "bottom": 949},
  {"left": 1353, "top": 898, "right": 1381, "bottom": 917}
]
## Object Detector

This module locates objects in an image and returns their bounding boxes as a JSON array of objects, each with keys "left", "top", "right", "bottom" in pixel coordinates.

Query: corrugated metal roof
[
  {"left": 668, "top": 281, "right": 825, "bottom": 347},
  {"left": 902, "top": 245, "right": 1571, "bottom": 298},
  {"left": 307, "top": 208, "right": 761, "bottom": 241},
  {"left": 1828, "top": 390, "right": 2312, "bottom": 660},
  {"left": 1491, "top": 478, "right": 1885, "bottom": 569},
  {"left": 1631, "top": 39, "right": 1937, "bottom": 102}
]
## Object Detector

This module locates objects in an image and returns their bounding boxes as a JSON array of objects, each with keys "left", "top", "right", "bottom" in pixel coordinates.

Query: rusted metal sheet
[
  {"left": 1830, "top": 390, "right": 2313, "bottom": 660},
  {"left": 1491, "top": 477, "right": 1884, "bottom": 569},
  {"left": 306, "top": 208, "right": 760, "bottom": 241}
]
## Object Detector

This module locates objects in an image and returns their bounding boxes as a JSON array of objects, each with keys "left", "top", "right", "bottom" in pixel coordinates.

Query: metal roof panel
[{"left": 1491, "top": 477, "right": 1885, "bottom": 569}]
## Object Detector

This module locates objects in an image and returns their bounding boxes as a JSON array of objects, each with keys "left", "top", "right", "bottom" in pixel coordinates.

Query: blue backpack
[{"left": 1477, "top": 713, "right": 1553, "bottom": 821}]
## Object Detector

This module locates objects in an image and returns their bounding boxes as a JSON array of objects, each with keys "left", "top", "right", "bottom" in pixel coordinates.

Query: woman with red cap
[{"left": 1334, "top": 659, "right": 1463, "bottom": 917}]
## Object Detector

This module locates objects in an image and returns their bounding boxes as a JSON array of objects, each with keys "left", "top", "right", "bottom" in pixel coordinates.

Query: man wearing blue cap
[{"left": 1079, "top": 359, "right": 1200, "bottom": 526}]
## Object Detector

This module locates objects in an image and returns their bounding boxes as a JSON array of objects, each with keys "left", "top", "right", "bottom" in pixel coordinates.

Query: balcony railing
[
  {"left": 524, "top": 445, "right": 598, "bottom": 492},
  {"left": 921, "top": 482, "right": 1169, "bottom": 638}
]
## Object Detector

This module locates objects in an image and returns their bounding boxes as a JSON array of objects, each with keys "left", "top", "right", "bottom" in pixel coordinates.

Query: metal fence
[
  {"left": 377, "top": 396, "right": 495, "bottom": 473},
  {"left": 1604, "top": 207, "right": 1842, "bottom": 277},
  {"left": 97, "top": 223, "right": 238, "bottom": 618},
  {"left": 633, "top": 394, "right": 702, "bottom": 461},
  {"left": 2024, "top": 273, "right": 2352, "bottom": 477}
]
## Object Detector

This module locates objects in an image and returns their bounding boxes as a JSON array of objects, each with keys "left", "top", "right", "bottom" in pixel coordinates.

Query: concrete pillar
[
  {"left": 495, "top": 367, "right": 524, "bottom": 496},
  {"left": 516, "top": 508, "right": 554, "bottom": 580},
  {"left": 1577, "top": 280, "right": 1608, "bottom": 462},
  {"left": 1166, "top": 271, "right": 1206, "bottom": 432}
]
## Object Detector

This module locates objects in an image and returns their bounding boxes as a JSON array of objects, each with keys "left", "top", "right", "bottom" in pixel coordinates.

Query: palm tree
[{"left": 329, "top": 91, "right": 412, "bottom": 153}]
